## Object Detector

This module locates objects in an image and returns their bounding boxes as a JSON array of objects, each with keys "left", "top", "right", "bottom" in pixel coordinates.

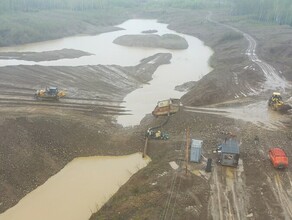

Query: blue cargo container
[
  {"left": 190, "top": 139, "right": 203, "bottom": 163},
  {"left": 218, "top": 138, "right": 240, "bottom": 167}
]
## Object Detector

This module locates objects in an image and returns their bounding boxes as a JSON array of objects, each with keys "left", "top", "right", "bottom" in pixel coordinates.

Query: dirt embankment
[
  {"left": 152, "top": 9, "right": 267, "bottom": 106},
  {"left": 113, "top": 33, "right": 189, "bottom": 49},
  {"left": 0, "top": 53, "right": 171, "bottom": 101},
  {"left": 1, "top": 8, "right": 292, "bottom": 220},
  {"left": 92, "top": 9, "right": 292, "bottom": 220},
  {"left": 0, "top": 52, "right": 171, "bottom": 212},
  {"left": 216, "top": 12, "right": 292, "bottom": 82},
  {"left": 0, "top": 49, "right": 92, "bottom": 62}
]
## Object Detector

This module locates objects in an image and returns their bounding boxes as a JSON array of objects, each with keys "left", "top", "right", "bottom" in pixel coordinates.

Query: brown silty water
[
  {"left": 184, "top": 101, "right": 291, "bottom": 130},
  {"left": 0, "top": 153, "right": 150, "bottom": 220}
]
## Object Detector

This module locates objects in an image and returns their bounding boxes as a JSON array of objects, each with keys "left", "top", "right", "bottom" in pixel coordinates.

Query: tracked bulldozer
[
  {"left": 268, "top": 92, "right": 291, "bottom": 113},
  {"left": 35, "top": 86, "right": 66, "bottom": 101}
]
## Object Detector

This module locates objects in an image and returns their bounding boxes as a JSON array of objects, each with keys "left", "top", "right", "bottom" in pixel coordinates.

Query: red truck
[{"left": 269, "top": 148, "right": 288, "bottom": 169}]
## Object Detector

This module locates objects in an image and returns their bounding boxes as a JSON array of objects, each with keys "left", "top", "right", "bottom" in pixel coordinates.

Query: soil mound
[{"left": 113, "top": 34, "right": 188, "bottom": 49}]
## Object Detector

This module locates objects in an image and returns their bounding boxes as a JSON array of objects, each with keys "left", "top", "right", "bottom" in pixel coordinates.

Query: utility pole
[
  {"left": 143, "top": 136, "right": 148, "bottom": 158},
  {"left": 185, "top": 127, "right": 190, "bottom": 174}
]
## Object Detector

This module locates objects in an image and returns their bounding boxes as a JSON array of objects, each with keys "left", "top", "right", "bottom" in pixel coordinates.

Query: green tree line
[
  {"left": 0, "top": 0, "right": 141, "bottom": 12},
  {"left": 232, "top": 0, "right": 292, "bottom": 26},
  {"left": 0, "top": 0, "right": 229, "bottom": 12}
]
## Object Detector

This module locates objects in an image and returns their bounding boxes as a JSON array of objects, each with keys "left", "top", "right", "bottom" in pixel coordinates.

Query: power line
[{"left": 160, "top": 129, "right": 187, "bottom": 220}]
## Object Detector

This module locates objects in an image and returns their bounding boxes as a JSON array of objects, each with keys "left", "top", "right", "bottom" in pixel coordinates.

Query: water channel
[
  {"left": 0, "top": 19, "right": 214, "bottom": 126},
  {"left": 0, "top": 19, "right": 213, "bottom": 219}
]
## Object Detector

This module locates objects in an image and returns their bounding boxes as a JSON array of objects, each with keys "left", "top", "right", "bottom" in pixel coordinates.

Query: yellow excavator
[
  {"left": 35, "top": 86, "right": 66, "bottom": 101},
  {"left": 268, "top": 92, "right": 291, "bottom": 113}
]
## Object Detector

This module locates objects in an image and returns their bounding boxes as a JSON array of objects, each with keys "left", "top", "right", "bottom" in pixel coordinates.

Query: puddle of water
[
  {"left": 185, "top": 101, "right": 291, "bottom": 130},
  {"left": 224, "top": 101, "right": 289, "bottom": 130},
  {"left": 0, "top": 153, "right": 150, "bottom": 220}
]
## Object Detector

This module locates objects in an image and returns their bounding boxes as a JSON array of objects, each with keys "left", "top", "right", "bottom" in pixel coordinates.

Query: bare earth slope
[
  {"left": 0, "top": 52, "right": 171, "bottom": 212},
  {"left": 0, "top": 8, "right": 292, "bottom": 220},
  {"left": 113, "top": 33, "right": 189, "bottom": 49}
]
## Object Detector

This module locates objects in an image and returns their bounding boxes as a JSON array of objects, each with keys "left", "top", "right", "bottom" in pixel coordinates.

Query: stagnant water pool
[
  {"left": 0, "top": 19, "right": 212, "bottom": 219},
  {"left": 0, "top": 19, "right": 213, "bottom": 127}
]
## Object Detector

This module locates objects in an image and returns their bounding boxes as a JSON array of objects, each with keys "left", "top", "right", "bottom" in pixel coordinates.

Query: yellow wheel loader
[{"left": 268, "top": 92, "right": 291, "bottom": 113}]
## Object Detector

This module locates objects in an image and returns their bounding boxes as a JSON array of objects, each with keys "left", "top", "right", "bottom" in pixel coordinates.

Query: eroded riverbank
[{"left": 0, "top": 8, "right": 292, "bottom": 220}]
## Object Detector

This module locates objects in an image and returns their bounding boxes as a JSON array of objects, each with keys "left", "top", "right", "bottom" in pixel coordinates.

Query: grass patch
[{"left": 218, "top": 31, "right": 243, "bottom": 44}]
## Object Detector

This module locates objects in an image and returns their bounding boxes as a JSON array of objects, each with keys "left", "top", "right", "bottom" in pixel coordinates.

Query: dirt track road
[
  {"left": 210, "top": 160, "right": 249, "bottom": 220},
  {"left": 183, "top": 13, "right": 292, "bottom": 220},
  {"left": 1, "top": 9, "right": 292, "bottom": 220},
  {"left": 207, "top": 12, "right": 289, "bottom": 93}
]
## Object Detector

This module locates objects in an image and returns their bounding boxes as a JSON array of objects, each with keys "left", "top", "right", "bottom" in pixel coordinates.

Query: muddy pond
[
  {"left": 0, "top": 153, "right": 150, "bottom": 220},
  {"left": 0, "top": 19, "right": 213, "bottom": 127},
  {"left": 0, "top": 19, "right": 213, "bottom": 219}
]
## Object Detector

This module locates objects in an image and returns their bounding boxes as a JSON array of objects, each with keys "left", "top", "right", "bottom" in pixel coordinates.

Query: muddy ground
[{"left": 0, "top": 8, "right": 292, "bottom": 220}]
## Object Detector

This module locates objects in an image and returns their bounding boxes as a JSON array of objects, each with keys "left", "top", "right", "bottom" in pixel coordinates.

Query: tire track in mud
[
  {"left": 184, "top": 105, "right": 291, "bottom": 131},
  {"left": 0, "top": 104, "right": 128, "bottom": 115},
  {"left": 0, "top": 81, "right": 129, "bottom": 115},
  {"left": 0, "top": 53, "right": 172, "bottom": 118},
  {"left": 210, "top": 159, "right": 248, "bottom": 220},
  {"left": 0, "top": 65, "right": 139, "bottom": 101},
  {"left": 265, "top": 171, "right": 292, "bottom": 220},
  {"left": 247, "top": 139, "right": 292, "bottom": 219},
  {"left": 0, "top": 93, "right": 128, "bottom": 116},
  {"left": 207, "top": 12, "right": 290, "bottom": 92},
  {"left": 210, "top": 166, "right": 224, "bottom": 220}
]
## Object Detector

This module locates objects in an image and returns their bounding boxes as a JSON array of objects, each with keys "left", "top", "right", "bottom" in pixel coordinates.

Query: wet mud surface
[
  {"left": 0, "top": 9, "right": 292, "bottom": 220},
  {"left": 0, "top": 49, "right": 92, "bottom": 62},
  {"left": 113, "top": 33, "right": 189, "bottom": 49}
]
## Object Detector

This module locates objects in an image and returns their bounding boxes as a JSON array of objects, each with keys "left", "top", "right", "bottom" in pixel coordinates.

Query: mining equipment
[
  {"left": 268, "top": 92, "right": 291, "bottom": 113},
  {"left": 35, "top": 86, "right": 66, "bottom": 101},
  {"left": 152, "top": 98, "right": 181, "bottom": 117}
]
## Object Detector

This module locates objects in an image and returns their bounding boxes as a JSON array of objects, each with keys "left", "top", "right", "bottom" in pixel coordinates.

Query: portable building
[
  {"left": 190, "top": 139, "right": 203, "bottom": 163},
  {"left": 218, "top": 138, "right": 240, "bottom": 167}
]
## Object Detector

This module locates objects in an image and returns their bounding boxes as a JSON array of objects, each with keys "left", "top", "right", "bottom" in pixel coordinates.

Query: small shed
[
  {"left": 218, "top": 138, "right": 240, "bottom": 167},
  {"left": 190, "top": 139, "right": 203, "bottom": 163}
]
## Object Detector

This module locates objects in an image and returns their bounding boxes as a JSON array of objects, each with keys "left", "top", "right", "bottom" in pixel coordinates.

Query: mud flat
[
  {"left": 113, "top": 34, "right": 189, "bottom": 49},
  {"left": 0, "top": 49, "right": 92, "bottom": 62}
]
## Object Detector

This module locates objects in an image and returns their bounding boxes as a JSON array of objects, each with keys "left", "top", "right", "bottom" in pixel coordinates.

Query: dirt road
[{"left": 0, "top": 9, "right": 292, "bottom": 220}]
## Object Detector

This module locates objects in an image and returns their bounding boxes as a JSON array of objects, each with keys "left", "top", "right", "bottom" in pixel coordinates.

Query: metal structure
[
  {"left": 268, "top": 92, "right": 291, "bottom": 112},
  {"left": 35, "top": 86, "right": 66, "bottom": 101},
  {"left": 152, "top": 98, "right": 181, "bottom": 117},
  {"left": 146, "top": 129, "right": 169, "bottom": 140},
  {"left": 190, "top": 139, "right": 203, "bottom": 163},
  {"left": 217, "top": 138, "right": 240, "bottom": 167}
]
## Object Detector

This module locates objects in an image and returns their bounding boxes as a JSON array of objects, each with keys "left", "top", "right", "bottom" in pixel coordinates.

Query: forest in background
[{"left": 0, "top": 0, "right": 291, "bottom": 47}]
